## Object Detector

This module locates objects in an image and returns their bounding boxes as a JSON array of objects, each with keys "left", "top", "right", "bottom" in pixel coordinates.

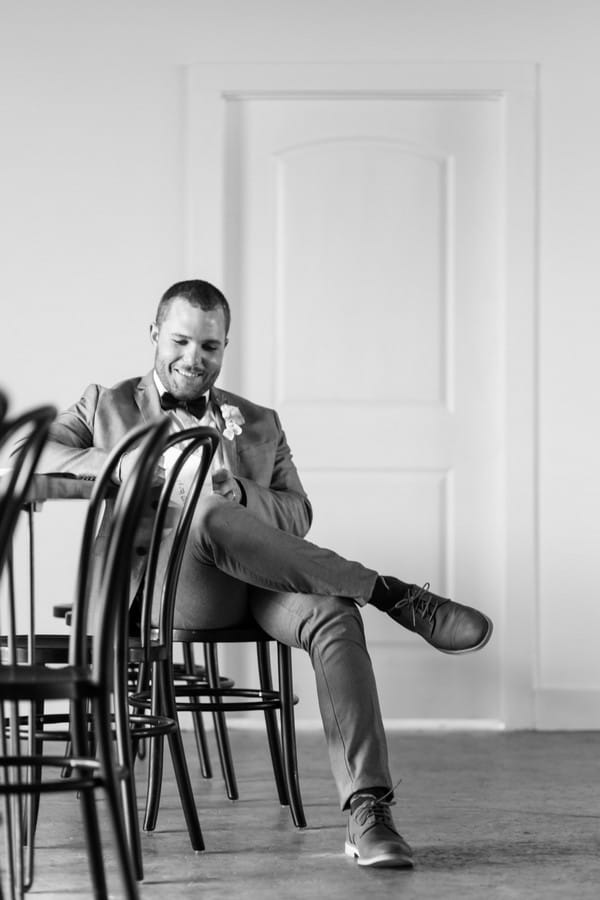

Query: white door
[{"left": 186, "top": 63, "right": 537, "bottom": 727}]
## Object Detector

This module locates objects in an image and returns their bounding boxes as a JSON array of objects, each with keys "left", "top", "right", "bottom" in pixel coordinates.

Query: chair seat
[
  {"left": 1, "top": 633, "right": 91, "bottom": 664},
  {"left": 171, "top": 623, "right": 272, "bottom": 643},
  {"left": 0, "top": 663, "right": 97, "bottom": 701}
]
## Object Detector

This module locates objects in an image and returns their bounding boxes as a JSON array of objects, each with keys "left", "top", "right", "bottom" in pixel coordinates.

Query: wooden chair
[
  {"left": 127, "top": 425, "right": 220, "bottom": 843},
  {"left": 4, "top": 423, "right": 227, "bottom": 856},
  {"left": 172, "top": 625, "right": 306, "bottom": 828},
  {"left": 0, "top": 408, "right": 171, "bottom": 898},
  {"left": 130, "top": 436, "right": 306, "bottom": 830}
]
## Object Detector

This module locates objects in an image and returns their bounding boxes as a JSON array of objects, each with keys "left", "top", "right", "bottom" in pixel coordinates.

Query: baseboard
[
  {"left": 223, "top": 717, "right": 506, "bottom": 732},
  {"left": 535, "top": 688, "right": 600, "bottom": 729},
  {"left": 180, "top": 700, "right": 600, "bottom": 732}
]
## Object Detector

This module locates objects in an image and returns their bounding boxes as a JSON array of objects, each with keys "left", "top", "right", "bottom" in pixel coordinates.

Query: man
[{"left": 40, "top": 279, "right": 493, "bottom": 869}]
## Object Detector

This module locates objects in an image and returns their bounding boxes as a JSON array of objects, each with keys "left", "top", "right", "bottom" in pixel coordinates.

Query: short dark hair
[{"left": 156, "top": 279, "right": 231, "bottom": 334}]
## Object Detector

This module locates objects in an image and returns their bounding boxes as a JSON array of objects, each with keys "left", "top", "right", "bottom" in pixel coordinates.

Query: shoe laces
[
  {"left": 352, "top": 782, "right": 400, "bottom": 829},
  {"left": 393, "top": 582, "right": 440, "bottom": 627}
]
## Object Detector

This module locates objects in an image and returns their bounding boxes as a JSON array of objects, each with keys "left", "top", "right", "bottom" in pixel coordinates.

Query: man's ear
[{"left": 149, "top": 322, "right": 158, "bottom": 345}]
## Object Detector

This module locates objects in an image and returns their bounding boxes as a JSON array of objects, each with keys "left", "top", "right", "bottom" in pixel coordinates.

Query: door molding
[{"left": 185, "top": 61, "right": 538, "bottom": 728}]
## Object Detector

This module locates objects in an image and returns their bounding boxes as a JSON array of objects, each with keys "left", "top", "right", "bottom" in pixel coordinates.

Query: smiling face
[{"left": 150, "top": 297, "right": 228, "bottom": 400}]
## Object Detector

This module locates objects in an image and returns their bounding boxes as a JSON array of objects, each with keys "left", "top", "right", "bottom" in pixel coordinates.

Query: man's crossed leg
[{"left": 170, "top": 495, "right": 493, "bottom": 868}]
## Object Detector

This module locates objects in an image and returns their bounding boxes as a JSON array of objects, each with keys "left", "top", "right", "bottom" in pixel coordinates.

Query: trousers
[{"left": 173, "top": 495, "right": 392, "bottom": 809}]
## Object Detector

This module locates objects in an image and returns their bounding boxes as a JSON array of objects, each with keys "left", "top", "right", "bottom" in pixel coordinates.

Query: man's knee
[
  {"left": 189, "top": 493, "right": 229, "bottom": 541},
  {"left": 250, "top": 591, "right": 367, "bottom": 653},
  {"left": 296, "top": 595, "right": 368, "bottom": 654}
]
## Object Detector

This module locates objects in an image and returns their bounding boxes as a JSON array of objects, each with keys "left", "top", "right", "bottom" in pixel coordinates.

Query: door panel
[{"left": 226, "top": 95, "right": 503, "bottom": 722}]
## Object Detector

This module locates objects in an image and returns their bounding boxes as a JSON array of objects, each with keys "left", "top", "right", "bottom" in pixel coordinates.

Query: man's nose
[{"left": 182, "top": 347, "right": 202, "bottom": 369}]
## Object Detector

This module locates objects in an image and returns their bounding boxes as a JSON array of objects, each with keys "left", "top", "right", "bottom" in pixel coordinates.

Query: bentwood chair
[
  {"left": 0, "top": 409, "right": 171, "bottom": 899},
  {"left": 0, "top": 403, "right": 58, "bottom": 897},
  {"left": 6, "top": 424, "right": 221, "bottom": 857},
  {"left": 129, "top": 433, "right": 306, "bottom": 830},
  {"left": 127, "top": 425, "right": 220, "bottom": 844},
  {"left": 172, "top": 624, "right": 306, "bottom": 828}
]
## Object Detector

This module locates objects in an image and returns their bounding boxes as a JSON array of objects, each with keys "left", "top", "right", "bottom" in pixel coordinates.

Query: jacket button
[{"left": 135, "top": 547, "right": 148, "bottom": 557}]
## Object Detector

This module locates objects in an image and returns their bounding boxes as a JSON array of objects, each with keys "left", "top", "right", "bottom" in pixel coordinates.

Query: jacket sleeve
[
  {"left": 235, "top": 412, "right": 313, "bottom": 538},
  {"left": 36, "top": 384, "right": 111, "bottom": 477}
]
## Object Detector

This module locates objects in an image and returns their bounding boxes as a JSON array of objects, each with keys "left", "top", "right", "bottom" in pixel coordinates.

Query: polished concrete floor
[{"left": 4, "top": 728, "right": 600, "bottom": 899}]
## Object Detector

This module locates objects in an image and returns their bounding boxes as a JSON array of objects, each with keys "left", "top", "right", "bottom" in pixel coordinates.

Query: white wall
[{"left": 1, "top": 0, "right": 598, "bottom": 727}]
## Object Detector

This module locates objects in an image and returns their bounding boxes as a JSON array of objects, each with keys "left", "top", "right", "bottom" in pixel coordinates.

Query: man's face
[{"left": 150, "top": 297, "right": 228, "bottom": 400}]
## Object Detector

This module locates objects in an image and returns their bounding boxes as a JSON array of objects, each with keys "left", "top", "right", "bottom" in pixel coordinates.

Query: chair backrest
[
  {"left": 0, "top": 389, "right": 8, "bottom": 430},
  {"left": 0, "top": 405, "right": 57, "bottom": 577},
  {"left": 68, "top": 418, "right": 171, "bottom": 680},
  {"left": 0, "top": 405, "right": 57, "bottom": 661},
  {"left": 138, "top": 426, "right": 220, "bottom": 650}
]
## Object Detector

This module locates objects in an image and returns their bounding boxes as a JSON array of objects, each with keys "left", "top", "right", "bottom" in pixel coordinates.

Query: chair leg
[
  {"left": 157, "top": 657, "right": 205, "bottom": 851},
  {"left": 24, "top": 700, "right": 44, "bottom": 891},
  {"left": 203, "top": 643, "right": 238, "bottom": 800},
  {"left": 255, "top": 642, "right": 289, "bottom": 806},
  {"left": 30, "top": 701, "right": 44, "bottom": 824},
  {"left": 112, "top": 650, "right": 144, "bottom": 882},
  {"left": 89, "top": 695, "right": 140, "bottom": 899},
  {"left": 2, "top": 803, "right": 18, "bottom": 900},
  {"left": 78, "top": 786, "right": 111, "bottom": 900},
  {"left": 131, "top": 661, "right": 146, "bottom": 761},
  {"left": 181, "top": 644, "right": 212, "bottom": 779},
  {"left": 69, "top": 699, "right": 112, "bottom": 900},
  {"left": 277, "top": 643, "right": 306, "bottom": 828},
  {"left": 2, "top": 697, "right": 23, "bottom": 899},
  {"left": 143, "top": 659, "right": 165, "bottom": 833}
]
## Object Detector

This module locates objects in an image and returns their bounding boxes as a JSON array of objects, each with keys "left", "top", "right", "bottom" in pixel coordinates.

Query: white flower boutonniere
[{"left": 220, "top": 404, "right": 245, "bottom": 440}]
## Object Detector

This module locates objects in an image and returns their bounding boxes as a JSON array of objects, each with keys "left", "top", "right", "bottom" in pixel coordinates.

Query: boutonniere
[{"left": 220, "top": 404, "right": 245, "bottom": 440}]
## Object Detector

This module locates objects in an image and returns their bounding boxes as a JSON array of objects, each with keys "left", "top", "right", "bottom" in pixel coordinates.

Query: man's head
[{"left": 150, "top": 279, "right": 230, "bottom": 401}]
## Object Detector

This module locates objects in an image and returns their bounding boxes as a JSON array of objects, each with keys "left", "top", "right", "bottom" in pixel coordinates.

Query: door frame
[{"left": 184, "top": 61, "right": 538, "bottom": 729}]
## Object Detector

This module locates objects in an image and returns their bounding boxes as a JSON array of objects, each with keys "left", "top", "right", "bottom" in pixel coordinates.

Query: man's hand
[
  {"left": 117, "top": 446, "right": 166, "bottom": 486},
  {"left": 212, "top": 467, "right": 241, "bottom": 503}
]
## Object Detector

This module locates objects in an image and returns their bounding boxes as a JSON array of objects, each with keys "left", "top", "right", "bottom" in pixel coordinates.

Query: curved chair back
[
  {"left": 0, "top": 406, "right": 56, "bottom": 663},
  {"left": 67, "top": 418, "right": 171, "bottom": 681},
  {"left": 0, "top": 390, "right": 8, "bottom": 430},
  {"left": 138, "top": 426, "right": 220, "bottom": 650},
  {"left": 0, "top": 406, "right": 57, "bottom": 581}
]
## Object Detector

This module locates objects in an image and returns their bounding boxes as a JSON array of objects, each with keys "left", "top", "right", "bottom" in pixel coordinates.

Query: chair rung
[
  {"left": 174, "top": 685, "right": 299, "bottom": 702},
  {"left": 169, "top": 684, "right": 299, "bottom": 713},
  {"left": 0, "top": 754, "right": 102, "bottom": 794},
  {"left": 128, "top": 713, "right": 177, "bottom": 739}
]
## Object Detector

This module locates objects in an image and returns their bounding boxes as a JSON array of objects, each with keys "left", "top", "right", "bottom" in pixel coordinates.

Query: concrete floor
[{"left": 4, "top": 728, "right": 600, "bottom": 899}]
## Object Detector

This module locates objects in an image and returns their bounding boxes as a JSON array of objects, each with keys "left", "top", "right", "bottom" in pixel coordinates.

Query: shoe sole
[
  {"left": 344, "top": 841, "right": 414, "bottom": 868},
  {"left": 436, "top": 614, "right": 494, "bottom": 655}
]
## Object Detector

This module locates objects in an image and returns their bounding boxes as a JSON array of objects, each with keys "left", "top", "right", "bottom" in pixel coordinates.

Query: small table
[
  {"left": 0, "top": 472, "right": 101, "bottom": 630},
  {"left": 0, "top": 471, "right": 98, "bottom": 505}
]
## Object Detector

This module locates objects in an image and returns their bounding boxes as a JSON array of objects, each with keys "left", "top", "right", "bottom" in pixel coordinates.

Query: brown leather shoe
[
  {"left": 387, "top": 581, "right": 493, "bottom": 654},
  {"left": 345, "top": 794, "right": 414, "bottom": 868}
]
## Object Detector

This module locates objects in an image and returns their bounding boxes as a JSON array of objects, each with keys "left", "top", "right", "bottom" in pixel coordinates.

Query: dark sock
[
  {"left": 368, "top": 575, "right": 411, "bottom": 612},
  {"left": 350, "top": 786, "right": 393, "bottom": 813}
]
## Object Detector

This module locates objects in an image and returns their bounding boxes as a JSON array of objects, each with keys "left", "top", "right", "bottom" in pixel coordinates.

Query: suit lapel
[{"left": 135, "top": 371, "right": 163, "bottom": 422}]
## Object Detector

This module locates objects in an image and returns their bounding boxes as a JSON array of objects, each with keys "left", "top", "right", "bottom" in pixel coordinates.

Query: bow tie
[{"left": 160, "top": 392, "right": 208, "bottom": 419}]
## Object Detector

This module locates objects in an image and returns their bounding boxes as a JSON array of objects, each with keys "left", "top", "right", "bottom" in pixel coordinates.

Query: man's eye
[{"left": 174, "top": 339, "right": 187, "bottom": 346}]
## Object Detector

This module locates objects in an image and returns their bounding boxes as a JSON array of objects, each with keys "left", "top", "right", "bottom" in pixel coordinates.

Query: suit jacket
[{"left": 39, "top": 372, "right": 313, "bottom": 602}]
